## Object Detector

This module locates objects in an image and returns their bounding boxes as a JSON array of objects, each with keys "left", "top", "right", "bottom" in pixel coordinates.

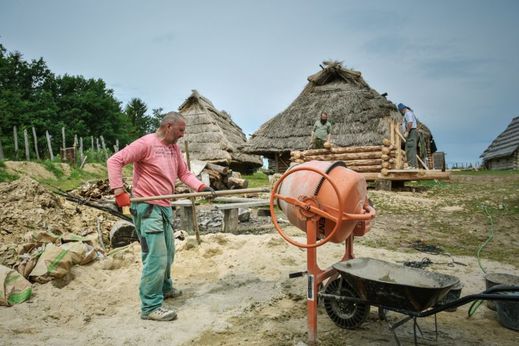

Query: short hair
[
  {"left": 160, "top": 112, "right": 185, "bottom": 127},
  {"left": 321, "top": 112, "right": 328, "bottom": 117}
]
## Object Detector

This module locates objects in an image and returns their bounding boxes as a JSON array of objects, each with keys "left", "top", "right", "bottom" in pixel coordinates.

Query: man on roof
[
  {"left": 398, "top": 103, "right": 418, "bottom": 169},
  {"left": 310, "top": 111, "right": 332, "bottom": 149}
]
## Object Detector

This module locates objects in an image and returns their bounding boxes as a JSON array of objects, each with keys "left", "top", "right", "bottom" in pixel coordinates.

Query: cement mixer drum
[{"left": 275, "top": 161, "right": 372, "bottom": 243}]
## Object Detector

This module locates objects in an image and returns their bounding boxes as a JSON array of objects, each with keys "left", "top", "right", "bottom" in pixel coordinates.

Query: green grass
[
  {"left": 40, "top": 159, "right": 64, "bottom": 178},
  {"left": 243, "top": 171, "right": 269, "bottom": 188},
  {"left": 41, "top": 167, "right": 105, "bottom": 191},
  {"left": 0, "top": 161, "right": 18, "bottom": 182}
]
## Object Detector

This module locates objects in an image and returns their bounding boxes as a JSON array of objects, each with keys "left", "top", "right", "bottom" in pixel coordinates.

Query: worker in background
[
  {"left": 310, "top": 111, "right": 332, "bottom": 149},
  {"left": 107, "top": 112, "right": 214, "bottom": 321},
  {"left": 397, "top": 103, "right": 418, "bottom": 169}
]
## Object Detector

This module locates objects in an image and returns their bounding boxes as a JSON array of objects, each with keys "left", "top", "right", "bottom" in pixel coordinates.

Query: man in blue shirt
[{"left": 398, "top": 103, "right": 418, "bottom": 169}]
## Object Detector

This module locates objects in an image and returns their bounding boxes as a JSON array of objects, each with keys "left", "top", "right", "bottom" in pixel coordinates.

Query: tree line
[{"left": 0, "top": 43, "right": 163, "bottom": 161}]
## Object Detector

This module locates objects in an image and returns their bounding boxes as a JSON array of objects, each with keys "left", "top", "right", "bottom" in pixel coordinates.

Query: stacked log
[
  {"left": 175, "top": 162, "right": 248, "bottom": 193},
  {"left": 290, "top": 140, "right": 406, "bottom": 176}
]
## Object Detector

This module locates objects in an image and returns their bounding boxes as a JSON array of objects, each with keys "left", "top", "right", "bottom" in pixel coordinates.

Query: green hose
[{"left": 468, "top": 205, "right": 495, "bottom": 317}]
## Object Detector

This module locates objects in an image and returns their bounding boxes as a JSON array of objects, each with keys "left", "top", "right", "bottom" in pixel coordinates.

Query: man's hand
[
  {"left": 198, "top": 185, "right": 216, "bottom": 199},
  {"left": 114, "top": 190, "right": 131, "bottom": 207}
]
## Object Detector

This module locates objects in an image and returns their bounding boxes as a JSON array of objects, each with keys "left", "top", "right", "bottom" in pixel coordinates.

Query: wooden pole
[
  {"left": 62, "top": 126, "right": 66, "bottom": 150},
  {"left": 91, "top": 136, "right": 94, "bottom": 151},
  {"left": 184, "top": 140, "right": 201, "bottom": 245},
  {"left": 0, "top": 135, "right": 4, "bottom": 161},
  {"left": 96, "top": 137, "right": 100, "bottom": 151},
  {"left": 46, "top": 131, "right": 54, "bottom": 160},
  {"left": 31, "top": 127, "right": 40, "bottom": 160},
  {"left": 24, "top": 129, "right": 30, "bottom": 161},
  {"left": 13, "top": 126, "right": 19, "bottom": 160},
  {"left": 128, "top": 187, "right": 270, "bottom": 203},
  {"left": 80, "top": 137, "right": 84, "bottom": 164}
]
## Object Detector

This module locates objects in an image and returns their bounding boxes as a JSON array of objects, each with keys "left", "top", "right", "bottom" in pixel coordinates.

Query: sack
[
  {"left": 29, "top": 244, "right": 73, "bottom": 283},
  {"left": 0, "top": 264, "right": 32, "bottom": 306},
  {"left": 60, "top": 242, "right": 97, "bottom": 265}
]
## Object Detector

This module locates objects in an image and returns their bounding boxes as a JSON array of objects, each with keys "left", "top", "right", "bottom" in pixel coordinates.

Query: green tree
[{"left": 125, "top": 98, "right": 149, "bottom": 137}]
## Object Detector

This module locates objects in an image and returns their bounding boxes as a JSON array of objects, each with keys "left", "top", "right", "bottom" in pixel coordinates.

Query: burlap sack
[{"left": 0, "top": 265, "right": 32, "bottom": 306}]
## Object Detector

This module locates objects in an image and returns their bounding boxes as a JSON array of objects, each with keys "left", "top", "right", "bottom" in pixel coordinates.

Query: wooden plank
[{"left": 214, "top": 200, "right": 270, "bottom": 210}]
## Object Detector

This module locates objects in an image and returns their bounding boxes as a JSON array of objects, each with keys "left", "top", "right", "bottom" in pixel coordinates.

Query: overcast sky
[{"left": 1, "top": 0, "right": 518, "bottom": 166}]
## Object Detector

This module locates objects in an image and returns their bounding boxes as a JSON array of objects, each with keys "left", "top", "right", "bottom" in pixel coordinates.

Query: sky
[{"left": 1, "top": 0, "right": 518, "bottom": 167}]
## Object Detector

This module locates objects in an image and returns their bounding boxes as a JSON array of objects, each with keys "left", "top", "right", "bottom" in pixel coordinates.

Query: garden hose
[{"left": 468, "top": 205, "right": 495, "bottom": 317}]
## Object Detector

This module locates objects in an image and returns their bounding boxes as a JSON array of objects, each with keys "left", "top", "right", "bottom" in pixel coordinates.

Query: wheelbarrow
[{"left": 319, "top": 257, "right": 519, "bottom": 345}]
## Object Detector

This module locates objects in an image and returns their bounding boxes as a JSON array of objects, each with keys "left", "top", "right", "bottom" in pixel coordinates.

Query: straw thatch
[
  {"left": 480, "top": 116, "right": 519, "bottom": 169},
  {"left": 243, "top": 61, "right": 406, "bottom": 156},
  {"left": 178, "top": 90, "right": 262, "bottom": 172}
]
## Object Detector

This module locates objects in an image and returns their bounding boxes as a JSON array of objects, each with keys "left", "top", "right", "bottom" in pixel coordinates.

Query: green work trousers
[
  {"left": 313, "top": 138, "right": 325, "bottom": 149},
  {"left": 405, "top": 129, "right": 418, "bottom": 168},
  {"left": 131, "top": 203, "right": 175, "bottom": 315}
]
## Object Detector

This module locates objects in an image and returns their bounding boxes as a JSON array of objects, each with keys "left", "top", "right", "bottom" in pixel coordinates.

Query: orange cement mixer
[{"left": 269, "top": 160, "right": 376, "bottom": 345}]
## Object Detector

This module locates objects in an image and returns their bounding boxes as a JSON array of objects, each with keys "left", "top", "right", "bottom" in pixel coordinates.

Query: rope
[{"left": 468, "top": 205, "right": 495, "bottom": 317}]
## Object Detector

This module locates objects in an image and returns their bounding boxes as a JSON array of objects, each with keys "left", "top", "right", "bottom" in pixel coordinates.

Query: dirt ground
[{"left": 1, "top": 169, "right": 518, "bottom": 345}]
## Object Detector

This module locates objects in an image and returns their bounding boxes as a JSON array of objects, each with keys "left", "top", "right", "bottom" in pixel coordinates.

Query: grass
[
  {"left": 0, "top": 160, "right": 18, "bottom": 182},
  {"left": 243, "top": 171, "right": 269, "bottom": 188},
  {"left": 41, "top": 167, "right": 105, "bottom": 191},
  {"left": 40, "top": 159, "right": 64, "bottom": 178}
]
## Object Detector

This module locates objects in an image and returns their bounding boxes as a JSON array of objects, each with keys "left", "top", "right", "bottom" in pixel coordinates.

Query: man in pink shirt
[{"left": 107, "top": 112, "right": 213, "bottom": 321}]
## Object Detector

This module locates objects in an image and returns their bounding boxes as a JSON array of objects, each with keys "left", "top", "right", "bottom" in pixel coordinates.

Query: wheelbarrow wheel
[{"left": 323, "top": 278, "right": 370, "bottom": 329}]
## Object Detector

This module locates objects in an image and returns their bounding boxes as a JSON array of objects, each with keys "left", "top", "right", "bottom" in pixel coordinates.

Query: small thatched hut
[
  {"left": 178, "top": 90, "right": 262, "bottom": 173},
  {"left": 243, "top": 61, "right": 434, "bottom": 172},
  {"left": 480, "top": 116, "right": 519, "bottom": 170}
]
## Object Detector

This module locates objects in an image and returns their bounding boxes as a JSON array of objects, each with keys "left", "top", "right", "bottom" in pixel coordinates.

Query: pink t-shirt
[{"left": 107, "top": 133, "right": 203, "bottom": 206}]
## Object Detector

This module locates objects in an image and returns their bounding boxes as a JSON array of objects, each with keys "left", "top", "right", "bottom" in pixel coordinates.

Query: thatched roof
[
  {"left": 480, "top": 116, "right": 519, "bottom": 161},
  {"left": 243, "top": 61, "right": 403, "bottom": 155},
  {"left": 178, "top": 90, "right": 262, "bottom": 170}
]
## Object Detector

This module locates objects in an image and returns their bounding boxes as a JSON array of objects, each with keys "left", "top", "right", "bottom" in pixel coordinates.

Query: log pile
[
  {"left": 176, "top": 162, "right": 249, "bottom": 193},
  {"left": 290, "top": 139, "right": 406, "bottom": 176}
]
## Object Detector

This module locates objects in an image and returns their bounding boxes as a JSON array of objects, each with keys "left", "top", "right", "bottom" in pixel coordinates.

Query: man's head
[
  {"left": 397, "top": 103, "right": 407, "bottom": 115},
  {"left": 320, "top": 112, "right": 328, "bottom": 124},
  {"left": 157, "top": 112, "right": 186, "bottom": 144}
]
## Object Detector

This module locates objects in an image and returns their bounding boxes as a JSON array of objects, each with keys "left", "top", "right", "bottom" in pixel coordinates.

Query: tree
[{"left": 125, "top": 98, "right": 149, "bottom": 137}]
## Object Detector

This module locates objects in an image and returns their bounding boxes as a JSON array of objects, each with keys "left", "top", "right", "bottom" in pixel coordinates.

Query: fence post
[
  {"left": 62, "top": 126, "right": 66, "bottom": 151},
  {"left": 96, "top": 137, "right": 100, "bottom": 151},
  {"left": 32, "top": 127, "right": 41, "bottom": 160},
  {"left": 0, "top": 136, "right": 4, "bottom": 161},
  {"left": 91, "top": 136, "right": 94, "bottom": 151},
  {"left": 46, "top": 130, "right": 54, "bottom": 160},
  {"left": 80, "top": 137, "right": 84, "bottom": 164},
  {"left": 24, "top": 129, "right": 30, "bottom": 161},
  {"left": 13, "top": 126, "right": 19, "bottom": 160}
]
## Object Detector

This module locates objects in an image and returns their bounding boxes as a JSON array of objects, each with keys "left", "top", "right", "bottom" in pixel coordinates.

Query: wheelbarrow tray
[{"left": 333, "top": 258, "right": 460, "bottom": 312}]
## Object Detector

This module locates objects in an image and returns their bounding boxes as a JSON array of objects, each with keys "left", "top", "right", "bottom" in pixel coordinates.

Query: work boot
[
  {"left": 141, "top": 307, "right": 177, "bottom": 321},
  {"left": 164, "top": 288, "right": 183, "bottom": 299}
]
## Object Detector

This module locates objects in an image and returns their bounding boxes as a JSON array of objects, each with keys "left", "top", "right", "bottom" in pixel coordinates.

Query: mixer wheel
[{"left": 323, "top": 278, "right": 369, "bottom": 329}]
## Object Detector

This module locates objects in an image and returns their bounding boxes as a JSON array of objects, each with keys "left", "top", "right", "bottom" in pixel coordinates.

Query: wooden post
[
  {"left": 31, "top": 127, "right": 41, "bottom": 160},
  {"left": 390, "top": 120, "right": 395, "bottom": 147},
  {"left": 100, "top": 135, "right": 106, "bottom": 151},
  {"left": 96, "top": 137, "right": 100, "bottom": 151},
  {"left": 91, "top": 136, "right": 94, "bottom": 151},
  {"left": 184, "top": 140, "right": 201, "bottom": 245},
  {"left": 80, "top": 137, "right": 84, "bottom": 164},
  {"left": 13, "top": 126, "right": 19, "bottom": 160},
  {"left": 24, "top": 129, "right": 30, "bottom": 161},
  {"left": 0, "top": 135, "right": 4, "bottom": 161},
  {"left": 62, "top": 126, "right": 66, "bottom": 150},
  {"left": 46, "top": 131, "right": 54, "bottom": 160},
  {"left": 74, "top": 134, "right": 78, "bottom": 148},
  {"left": 396, "top": 128, "right": 403, "bottom": 169}
]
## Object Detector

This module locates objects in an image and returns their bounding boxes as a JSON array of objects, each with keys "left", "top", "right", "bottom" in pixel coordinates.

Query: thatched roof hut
[
  {"left": 243, "top": 61, "right": 434, "bottom": 171},
  {"left": 480, "top": 116, "right": 519, "bottom": 169},
  {"left": 178, "top": 90, "right": 262, "bottom": 173}
]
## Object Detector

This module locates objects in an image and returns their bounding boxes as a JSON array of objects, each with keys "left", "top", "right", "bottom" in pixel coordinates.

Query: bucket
[
  {"left": 437, "top": 281, "right": 463, "bottom": 312},
  {"left": 485, "top": 273, "right": 519, "bottom": 310},
  {"left": 495, "top": 291, "right": 519, "bottom": 331}
]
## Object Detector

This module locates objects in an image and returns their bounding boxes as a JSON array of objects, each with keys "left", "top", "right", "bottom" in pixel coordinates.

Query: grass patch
[
  {"left": 40, "top": 160, "right": 64, "bottom": 178},
  {"left": 0, "top": 161, "right": 18, "bottom": 182},
  {"left": 243, "top": 171, "right": 269, "bottom": 188},
  {"left": 41, "top": 167, "right": 104, "bottom": 191}
]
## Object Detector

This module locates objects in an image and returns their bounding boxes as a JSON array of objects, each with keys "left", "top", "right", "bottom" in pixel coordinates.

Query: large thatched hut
[
  {"left": 243, "top": 61, "right": 434, "bottom": 172},
  {"left": 178, "top": 90, "right": 262, "bottom": 173},
  {"left": 480, "top": 116, "right": 519, "bottom": 170}
]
